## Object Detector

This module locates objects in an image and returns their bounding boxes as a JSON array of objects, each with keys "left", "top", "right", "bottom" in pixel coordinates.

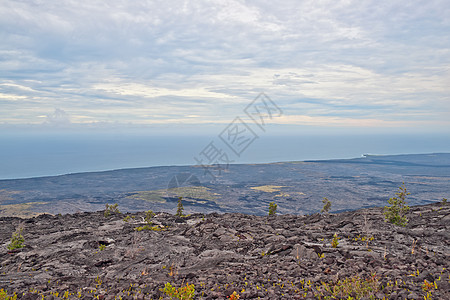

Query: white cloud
[
  {"left": 0, "top": 0, "right": 449, "bottom": 131},
  {"left": 92, "top": 82, "right": 238, "bottom": 100}
]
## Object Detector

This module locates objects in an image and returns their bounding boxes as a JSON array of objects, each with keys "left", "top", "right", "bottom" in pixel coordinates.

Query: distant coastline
[
  {"left": 1, "top": 153, "right": 449, "bottom": 217},
  {"left": 1, "top": 132, "right": 450, "bottom": 180}
]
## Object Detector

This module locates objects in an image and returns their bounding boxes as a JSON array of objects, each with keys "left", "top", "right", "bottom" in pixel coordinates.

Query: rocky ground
[{"left": 1, "top": 202, "right": 449, "bottom": 299}]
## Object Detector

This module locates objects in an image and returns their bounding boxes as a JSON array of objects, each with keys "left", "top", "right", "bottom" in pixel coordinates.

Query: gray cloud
[{"left": 0, "top": 0, "right": 449, "bottom": 130}]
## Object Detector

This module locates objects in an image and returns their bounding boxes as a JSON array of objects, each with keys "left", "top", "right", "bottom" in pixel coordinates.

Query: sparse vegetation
[
  {"left": 0, "top": 289, "right": 17, "bottom": 300},
  {"left": 268, "top": 201, "right": 277, "bottom": 215},
  {"left": 3, "top": 195, "right": 449, "bottom": 299},
  {"left": 130, "top": 210, "right": 162, "bottom": 231},
  {"left": 162, "top": 282, "right": 195, "bottom": 300},
  {"left": 442, "top": 198, "right": 448, "bottom": 205},
  {"left": 321, "top": 197, "right": 331, "bottom": 214},
  {"left": 7, "top": 226, "right": 24, "bottom": 251},
  {"left": 331, "top": 233, "right": 339, "bottom": 248},
  {"left": 384, "top": 183, "right": 410, "bottom": 227},
  {"left": 422, "top": 279, "right": 437, "bottom": 292},
  {"left": 250, "top": 185, "right": 285, "bottom": 193},
  {"left": 176, "top": 197, "right": 184, "bottom": 217},
  {"left": 145, "top": 210, "right": 155, "bottom": 224},
  {"left": 313, "top": 274, "right": 381, "bottom": 299},
  {"left": 228, "top": 291, "right": 240, "bottom": 299},
  {"left": 123, "top": 215, "right": 134, "bottom": 222},
  {"left": 104, "top": 203, "right": 120, "bottom": 217},
  {"left": 134, "top": 224, "right": 164, "bottom": 231}
]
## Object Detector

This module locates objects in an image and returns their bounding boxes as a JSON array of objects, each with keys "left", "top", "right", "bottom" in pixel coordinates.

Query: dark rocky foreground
[{"left": 1, "top": 202, "right": 449, "bottom": 299}]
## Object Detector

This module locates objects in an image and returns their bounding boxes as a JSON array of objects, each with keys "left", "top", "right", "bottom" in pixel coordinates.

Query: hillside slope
[
  {"left": 1, "top": 153, "right": 449, "bottom": 217},
  {"left": 1, "top": 202, "right": 449, "bottom": 299}
]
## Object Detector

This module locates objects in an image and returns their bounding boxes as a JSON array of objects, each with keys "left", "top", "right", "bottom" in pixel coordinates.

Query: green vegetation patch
[
  {"left": 250, "top": 185, "right": 285, "bottom": 193},
  {"left": 127, "top": 186, "right": 220, "bottom": 204},
  {"left": 0, "top": 202, "right": 47, "bottom": 218},
  {"left": 126, "top": 190, "right": 167, "bottom": 203},
  {"left": 167, "top": 186, "right": 219, "bottom": 202}
]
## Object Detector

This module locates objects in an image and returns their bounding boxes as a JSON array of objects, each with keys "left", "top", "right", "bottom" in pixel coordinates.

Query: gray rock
[{"left": 0, "top": 203, "right": 449, "bottom": 299}]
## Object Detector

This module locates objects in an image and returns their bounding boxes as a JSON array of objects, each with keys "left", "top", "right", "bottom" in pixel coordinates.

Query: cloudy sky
[{"left": 1, "top": 0, "right": 449, "bottom": 133}]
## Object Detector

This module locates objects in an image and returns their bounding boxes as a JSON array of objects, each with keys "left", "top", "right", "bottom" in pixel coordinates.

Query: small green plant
[
  {"left": 176, "top": 197, "right": 184, "bottom": 217},
  {"left": 135, "top": 225, "right": 164, "bottom": 231},
  {"left": 268, "top": 202, "right": 277, "bottom": 216},
  {"left": 321, "top": 197, "right": 331, "bottom": 214},
  {"left": 94, "top": 275, "right": 102, "bottom": 287},
  {"left": 331, "top": 233, "right": 339, "bottom": 248},
  {"left": 7, "top": 226, "right": 24, "bottom": 251},
  {"left": 384, "top": 183, "right": 410, "bottom": 227},
  {"left": 228, "top": 291, "right": 240, "bottom": 300},
  {"left": 442, "top": 198, "right": 448, "bottom": 205},
  {"left": 422, "top": 280, "right": 436, "bottom": 292},
  {"left": 123, "top": 215, "right": 137, "bottom": 222},
  {"left": 104, "top": 203, "right": 120, "bottom": 217},
  {"left": 314, "top": 274, "right": 381, "bottom": 299},
  {"left": 99, "top": 244, "right": 106, "bottom": 251},
  {"left": 163, "top": 282, "right": 195, "bottom": 300},
  {"left": 0, "top": 289, "right": 17, "bottom": 300},
  {"left": 145, "top": 210, "right": 155, "bottom": 224}
]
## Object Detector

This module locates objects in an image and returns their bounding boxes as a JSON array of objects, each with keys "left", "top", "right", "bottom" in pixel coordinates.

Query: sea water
[{"left": 1, "top": 132, "right": 449, "bottom": 179}]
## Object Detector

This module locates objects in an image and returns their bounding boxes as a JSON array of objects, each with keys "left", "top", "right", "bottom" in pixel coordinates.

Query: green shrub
[
  {"left": 0, "top": 289, "right": 17, "bottom": 300},
  {"left": 442, "top": 198, "right": 448, "bottom": 206},
  {"left": 134, "top": 225, "right": 164, "bottom": 231},
  {"left": 228, "top": 291, "right": 240, "bottom": 300},
  {"left": 321, "top": 197, "right": 331, "bottom": 214},
  {"left": 268, "top": 202, "right": 277, "bottom": 216},
  {"left": 7, "top": 226, "right": 24, "bottom": 251},
  {"left": 104, "top": 203, "right": 120, "bottom": 217},
  {"left": 145, "top": 210, "right": 155, "bottom": 224},
  {"left": 314, "top": 274, "right": 381, "bottom": 299},
  {"left": 163, "top": 282, "right": 195, "bottom": 300},
  {"left": 384, "top": 183, "right": 410, "bottom": 227},
  {"left": 331, "top": 233, "right": 339, "bottom": 248},
  {"left": 176, "top": 197, "right": 184, "bottom": 217}
]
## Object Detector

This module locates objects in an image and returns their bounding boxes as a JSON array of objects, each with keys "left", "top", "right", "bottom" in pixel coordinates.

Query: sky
[{"left": 1, "top": 0, "right": 449, "bottom": 135}]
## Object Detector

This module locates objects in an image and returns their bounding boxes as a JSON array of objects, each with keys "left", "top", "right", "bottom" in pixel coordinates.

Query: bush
[
  {"left": 134, "top": 225, "right": 164, "bottom": 231},
  {"left": 331, "top": 233, "right": 339, "bottom": 248},
  {"left": 7, "top": 226, "right": 24, "bottom": 251},
  {"left": 176, "top": 197, "right": 184, "bottom": 217},
  {"left": 0, "top": 289, "right": 17, "bottom": 300},
  {"left": 144, "top": 210, "right": 156, "bottom": 226},
  {"left": 104, "top": 203, "right": 120, "bottom": 217},
  {"left": 321, "top": 197, "right": 331, "bottom": 214},
  {"left": 268, "top": 202, "right": 277, "bottom": 216},
  {"left": 145, "top": 210, "right": 155, "bottom": 224},
  {"left": 384, "top": 183, "right": 410, "bottom": 227},
  {"left": 163, "top": 282, "right": 195, "bottom": 300},
  {"left": 314, "top": 274, "right": 381, "bottom": 299},
  {"left": 123, "top": 215, "right": 133, "bottom": 222}
]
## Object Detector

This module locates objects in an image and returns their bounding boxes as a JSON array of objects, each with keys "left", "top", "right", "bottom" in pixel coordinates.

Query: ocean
[{"left": 1, "top": 132, "right": 450, "bottom": 180}]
